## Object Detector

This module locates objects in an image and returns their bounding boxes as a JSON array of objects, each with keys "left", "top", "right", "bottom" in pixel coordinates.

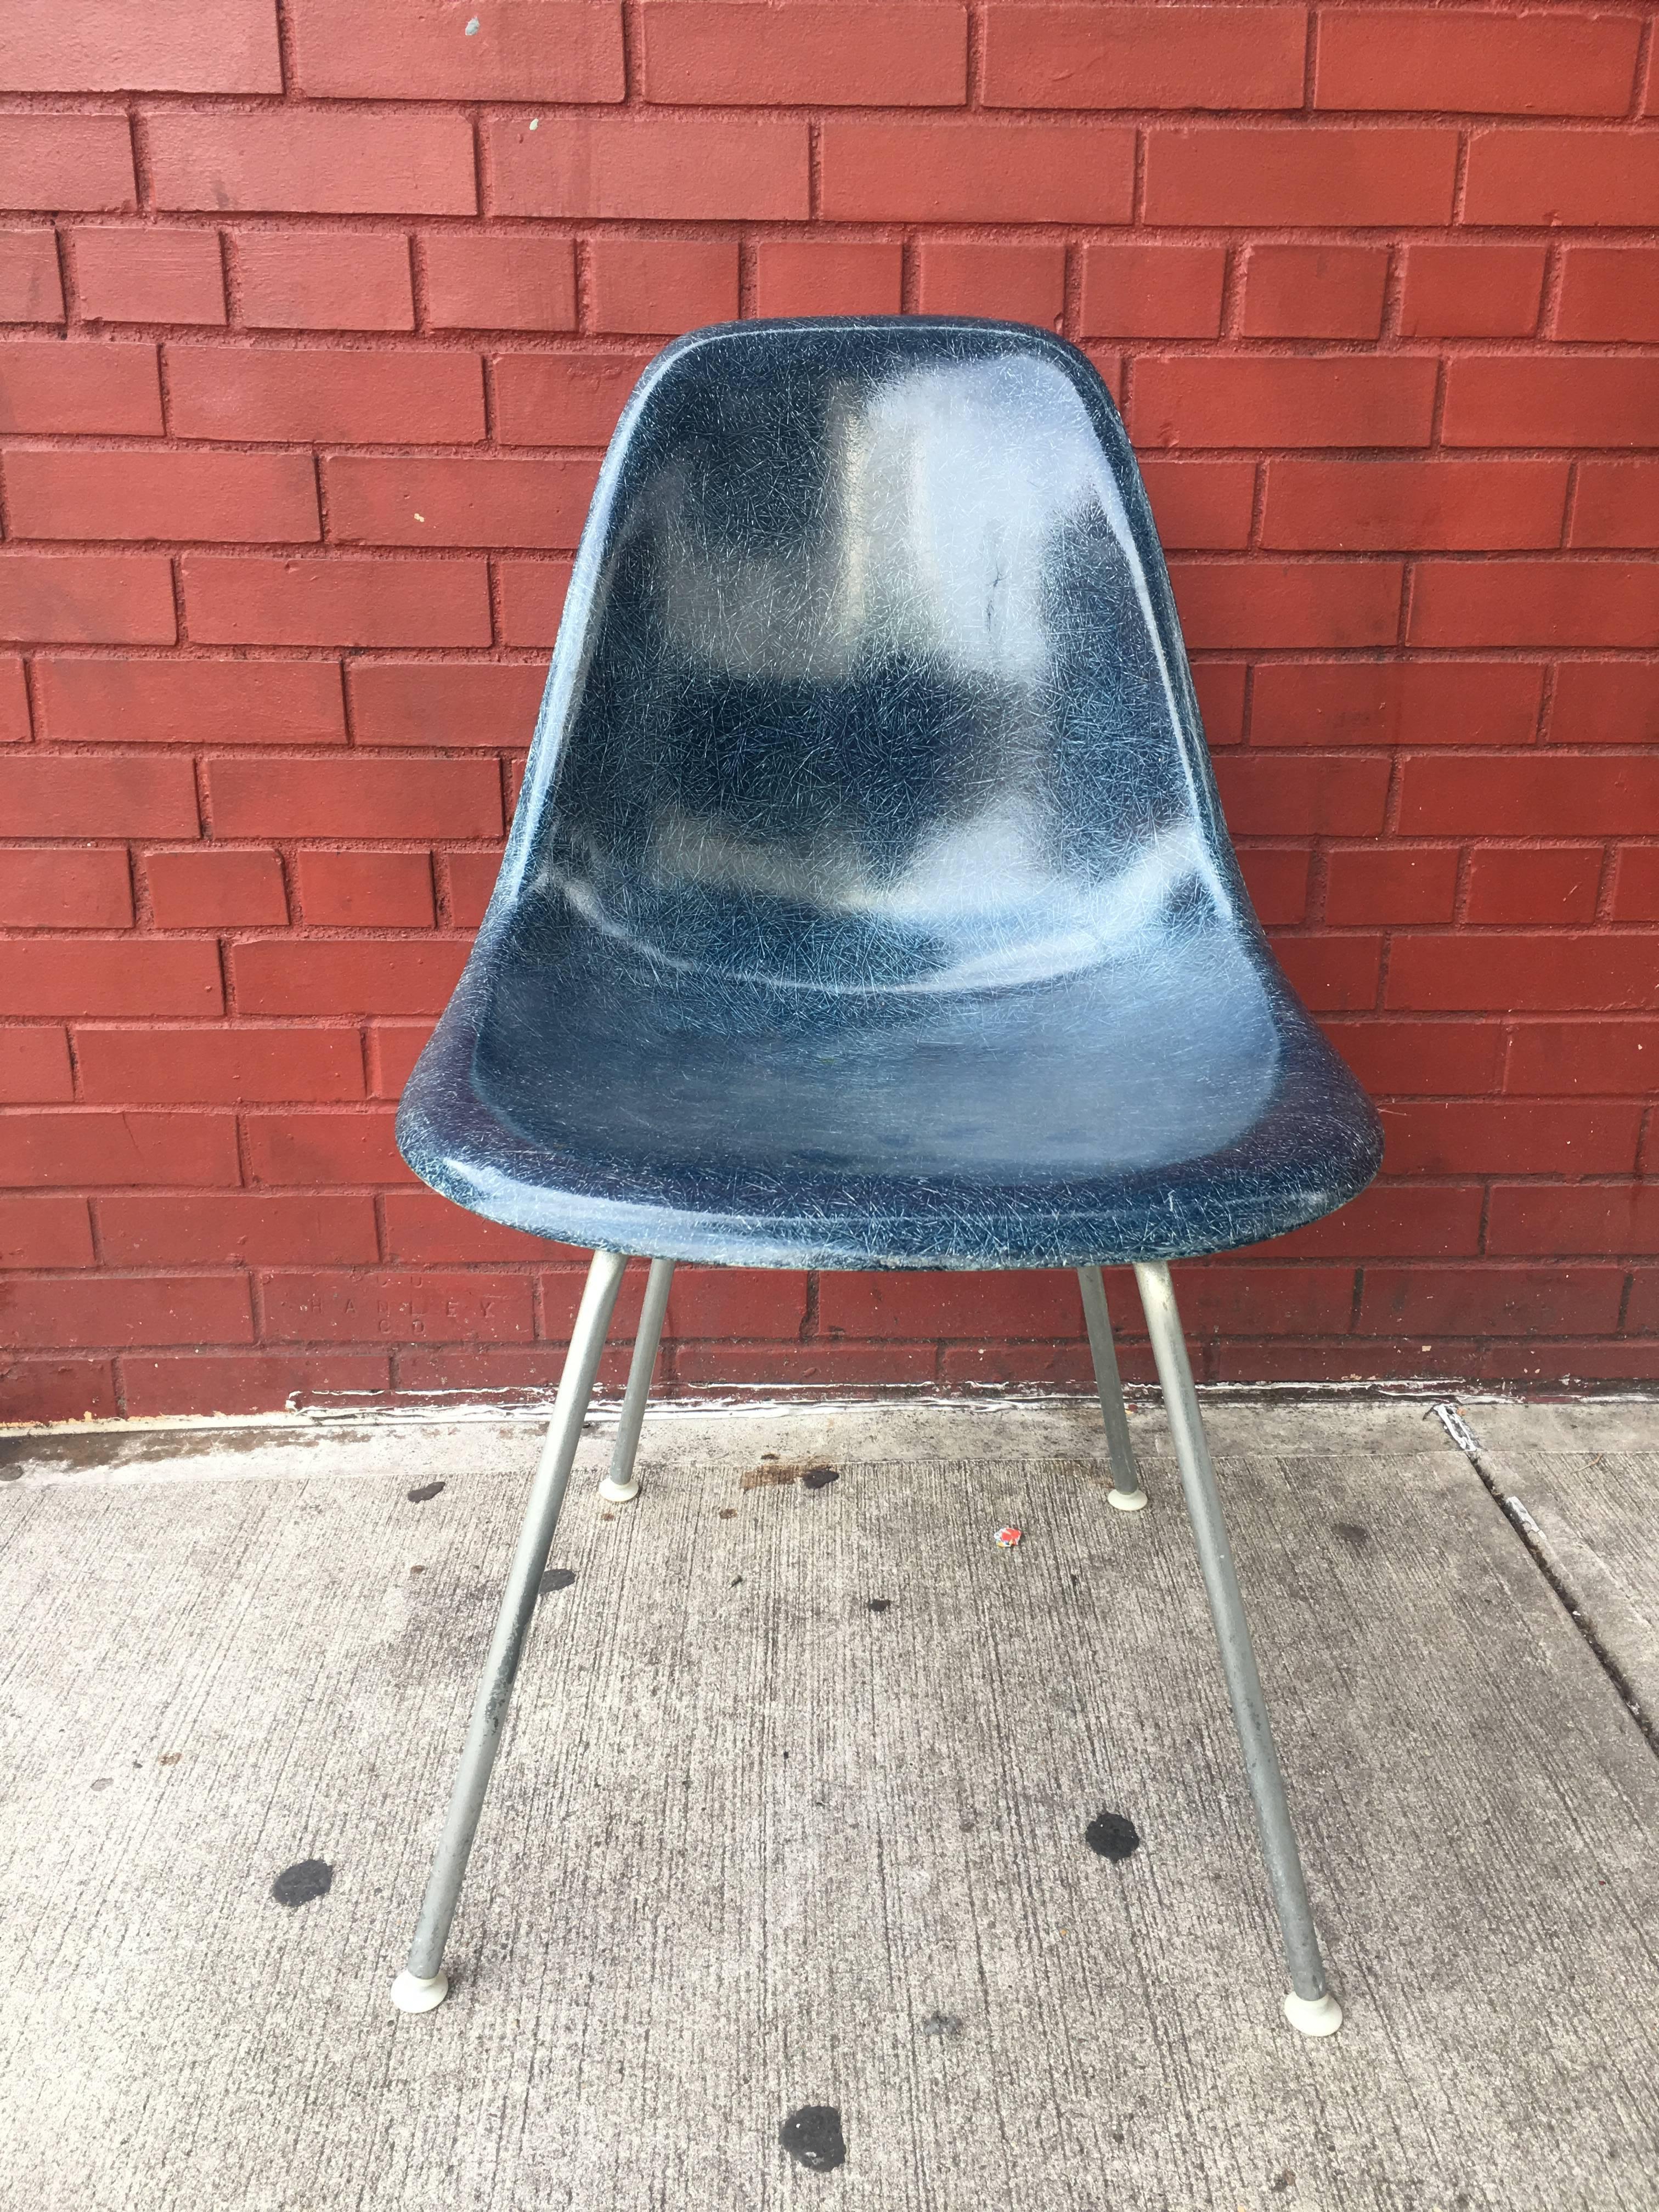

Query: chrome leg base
[
  {"left": 1079, "top": 1265, "right": 1146, "bottom": 1509},
  {"left": 1284, "top": 1990, "right": 1344, "bottom": 2038},
  {"left": 391, "top": 1970, "right": 449, "bottom": 2015},
  {"left": 1133, "top": 1259, "right": 1342, "bottom": 2032},
  {"left": 392, "top": 1248, "right": 628, "bottom": 2006},
  {"left": 600, "top": 1256, "right": 674, "bottom": 1504}
]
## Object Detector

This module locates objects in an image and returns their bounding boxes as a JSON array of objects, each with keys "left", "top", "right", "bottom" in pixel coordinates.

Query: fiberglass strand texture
[{"left": 398, "top": 319, "right": 1382, "bottom": 1268}]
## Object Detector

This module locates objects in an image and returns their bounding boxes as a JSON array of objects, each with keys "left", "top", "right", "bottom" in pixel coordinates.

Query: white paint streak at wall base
[
  {"left": 5, "top": 1379, "right": 1657, "bottom": 1449},
  {"left": 1430, "top": 1401, "right": 1485, "bottom": 1457},
  {"left": 1506, "top": 1494, "right": 1547, "bottom": 1546}
]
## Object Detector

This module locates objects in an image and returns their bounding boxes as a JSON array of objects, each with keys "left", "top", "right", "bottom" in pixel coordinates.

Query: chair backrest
[{"left": 493, "top": 317, "right": 1252, "bottom": 996}]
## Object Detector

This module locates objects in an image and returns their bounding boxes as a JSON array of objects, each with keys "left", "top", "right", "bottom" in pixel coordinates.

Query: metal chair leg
[
  {"left": 599, "top": 1256, "right": 674, "bottom": 1503},
  {"left": 1132, "top": 1260, "right": 1343, "bottom": 2038},
  {"left": 1077, "top": 1265, "right": 1147, "bottom": 1512},
  {"left": 391, "top": 1247, "right": 628, "bottom": 2016}
]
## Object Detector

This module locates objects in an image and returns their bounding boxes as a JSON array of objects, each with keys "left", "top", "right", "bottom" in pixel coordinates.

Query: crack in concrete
[{"left": 1430, "top": 1398, "right": 1659, "bottom": 1761}]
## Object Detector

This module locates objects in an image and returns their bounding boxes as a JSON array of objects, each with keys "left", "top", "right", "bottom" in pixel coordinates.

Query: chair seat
[
  {"left": 396, "top": 316, "right": 1382, "bottom": 1270},
  {"left": 398, "top": 896, "right": 1381, "bottom": 1271}
]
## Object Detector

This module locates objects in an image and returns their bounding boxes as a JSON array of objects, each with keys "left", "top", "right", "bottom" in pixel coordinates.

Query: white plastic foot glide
[
  {"left": 1283, "top": 1990, "right": 1343, "bottom": 2038},
  {"left": 1107, "top": 1486, "right": 1148, "bottom": 1514},
  {"left": 391, "top": 1969, "right": 449, "bottom": 2015},
  {"left": 598, "top": 1474, "right": 640, "bottom": 1503}
]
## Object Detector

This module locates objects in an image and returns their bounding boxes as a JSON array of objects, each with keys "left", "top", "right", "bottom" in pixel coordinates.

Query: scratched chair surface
[{"left": 398, "top": 318, "right": 1381, "bottom": 1268}]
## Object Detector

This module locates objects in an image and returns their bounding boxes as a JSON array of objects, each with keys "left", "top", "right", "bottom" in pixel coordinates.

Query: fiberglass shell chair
[{"left": 391, "top": 319, "right": 1383, "bottom": 2035}]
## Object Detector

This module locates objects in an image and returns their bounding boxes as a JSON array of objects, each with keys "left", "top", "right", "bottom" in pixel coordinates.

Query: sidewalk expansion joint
[{"left": 1430, "top": 1401, "right": 1659, "bottom": 1764}]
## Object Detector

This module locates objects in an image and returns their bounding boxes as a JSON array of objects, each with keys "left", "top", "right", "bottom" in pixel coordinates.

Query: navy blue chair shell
[
  {"left": 389, "top": 320, "right": 1380, "bottom": 2040},
  {"left": 397, "top": 318, "right": 1381, "bottom": 1271}
]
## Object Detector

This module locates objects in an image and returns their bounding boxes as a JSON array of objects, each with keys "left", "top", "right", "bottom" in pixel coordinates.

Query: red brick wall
[{"left": 3, "top": 1, "right": 1657, "bottom": 1421}]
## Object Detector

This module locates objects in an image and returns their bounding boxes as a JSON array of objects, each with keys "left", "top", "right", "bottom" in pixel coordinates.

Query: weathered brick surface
[
  {"left": 1079, "top": 244, "right": 1226, "bottom": 337},
  {"left": 492, "top": 352, "right": 651, "bottom": 444},
  {"left": 0, "top": 0, "right": 282, "bottom": 93},
  {"left": 0, "top": 230, "right": 64, "bottom": 323},
  {"left": 1398, "top": 244, "right": 1545, "bottom": 339},
  {"left": 488, "top": 116, "right": 809, "bottom": 219},
  {"left": 76, "top": 1025, "right": 362, "bottom": 1104},
  {"left": 1313, "top": 11, "right": 1642, "bottom": 117},
  {"left": 294, "top": 850, "right": 436, "bottom": 928},
  {"left": 0, "top": 1029, "right": 76, "bottom": 1104},
  {"left": 1, "top": 13, "right": 1655, "bottom": 1416},
  {"left": 496, "top": 559, "right": 575, "bottom": 641},
  {"left": 0, "top": 653, "right": 30, "bottom": 741},
  {"left": 291, "top": 0, "right": 624, "bottom": 102},
  {"left": 422, "top": 234, "right": 577, "bottom": 332},
  {"left": 639, "top": 3, "right": 967, "bottom": 106},
  {"left": 0, "top": 116, "right": 135, "bottom": 211},
  {"left": 752, "top": 240, "right": 904, "bottom": 318},
  {"left": 585, "top": 238, "right": 740, "bottom": 335},
  {"left": 235, "top": 231, "right": 415, "bottom": 333},
  {"left": 181, "top": 555, "right": 492, "bottom": 647},
  {"left": 1141, "top": 460, "right": 1255, "bottom": 550},
  {"left": 821, "top": 120, "right": 1134, "bottom": 222},
  {"left": 0, "top": 1195, "right": 95, "bottom": 1267},
  {"left": 147, "top": 110, "right": 477, "bottom": 216},
  {"left": 0, "top": 342, "right": 162, "bottom": 435},
  {"left": 74, "top": 229, "right": 226, "bottom": 325},
  {"left": 4, "top": 448, "right": 319, "bottom": 544},
  {"left": 915, "top": 239, "right": 1065, "bottom": 325},
  {"left": 36, "top": 659, "right": 345, "bottom": 747},
  {"left": 0, "top": 849, "right": 134, "bottom": 930},
  {"left": 165, "top": 346, "right": 484, "bottom": 443},
  {"left": 1143, "top": 129, "right": 1459, "bottom": 227},
  {"left": 1241, "top": 246, "right": 1389, "bottom": 340},
  {"left": 983, "top": 5, "right": 1305, "bottom": 111},
  {"left": 324, "top": 456, "right": 600, "bottom": 549},
  {"left": 144, "top": 847, "right": 289, "bottom": 928},
  {"left": 363, "top": 1021, "right": 443, "bottom": 1093}
]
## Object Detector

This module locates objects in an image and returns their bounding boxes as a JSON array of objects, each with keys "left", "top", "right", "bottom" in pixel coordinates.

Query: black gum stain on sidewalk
[
  {"left": 271, "top": 1858, "right": 333, "bottom": 1908},
  {"left": 780, "top": 2105, "right": 847, "bottom": 2172},
  {"left": 1084, "top": 1809, "right": 1141, "bottom": 1863}
]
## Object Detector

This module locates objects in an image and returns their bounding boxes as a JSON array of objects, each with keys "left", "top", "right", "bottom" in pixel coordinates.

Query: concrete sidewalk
[{"left": 2, "top": 1395, "right": 1657, "bottom": 2211}]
